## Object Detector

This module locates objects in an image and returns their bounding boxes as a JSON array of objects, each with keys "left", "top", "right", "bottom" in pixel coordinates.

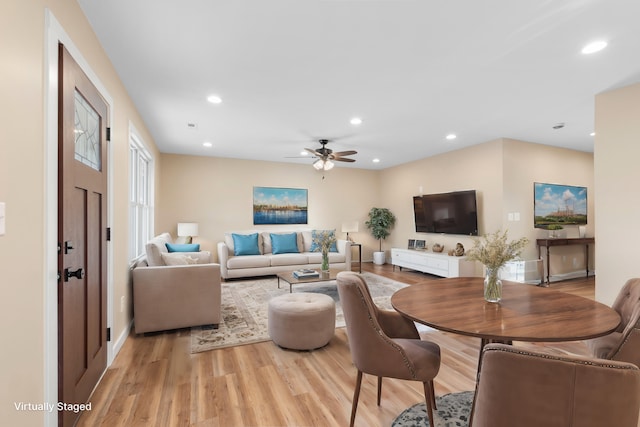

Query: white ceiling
[{"left": 78, "top": 0, "right": 640, "bottom": 170}]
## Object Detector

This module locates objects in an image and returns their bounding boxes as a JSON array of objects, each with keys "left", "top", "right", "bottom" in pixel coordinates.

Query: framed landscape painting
[
  {"left": 534, "top": 182, "right": 587, "bottom": 228},
  {"left": 253, "top": 187, "right": 308, "bottom": 225}
]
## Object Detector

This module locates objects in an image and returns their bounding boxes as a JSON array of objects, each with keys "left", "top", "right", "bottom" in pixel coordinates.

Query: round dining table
[{"left": 391, "top": 277, "right": 621, "bottom": 372}]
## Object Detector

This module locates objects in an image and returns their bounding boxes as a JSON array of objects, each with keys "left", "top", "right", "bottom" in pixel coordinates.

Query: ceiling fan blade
[
  {"left": 332, "top": 150, "right": 357, "bottom": 157},
  {"left": 332, "top": 157, "right": 356, "bottom": 163},
  {"left": 304, "top": 148, "right": 320, "bottom": 156}
]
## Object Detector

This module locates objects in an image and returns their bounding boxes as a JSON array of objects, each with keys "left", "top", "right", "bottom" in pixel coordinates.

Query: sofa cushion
[
  {"left": 232, "top": 233, "right": 261, "bottom": 256},
  {"left": 270, "top": 232, "right": 300, "bottom": 255},
  {"left": 307, "top": 251, "right": 346, "bottom": 264},
  {"left": 225, "top": 232, "right": 264, "bottom": 255},
  {"left": 310, "top": 229, "right": 338, "bottom": 252},
  {"left": 227, "top": 254, "right": 271, "bottom": 269},
  {"left": 166, "top": 243, "right": 200, "bottom": 253},
  {"left": 161, "top": 253, "right": 199, "bottom": 265},
  {"left": 262, "top": 231, "right": 303, "bottom": 254},
  {"left": 270, "top": 253, "right": 309, "bottom": 266},
  {"left": 161, "top": 251, "right": 211, "bottom": 265},
  {"left": 145, "top": 232, "right": 173, "bottom": 266}
]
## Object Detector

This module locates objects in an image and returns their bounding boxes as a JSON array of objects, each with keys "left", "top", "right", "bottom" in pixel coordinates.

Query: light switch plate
[{"left": 0, "top": 202, "right": 5, "bottom": 236}]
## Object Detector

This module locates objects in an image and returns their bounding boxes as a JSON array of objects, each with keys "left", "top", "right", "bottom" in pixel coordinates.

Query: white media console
[{"left": 391, "top": 248, "right": 476, "bottom": 278}]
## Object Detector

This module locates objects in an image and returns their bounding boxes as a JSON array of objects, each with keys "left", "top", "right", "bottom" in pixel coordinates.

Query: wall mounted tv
[
  {"left": 534, "top": 182, "right": 587, "bottom": 228},
  {"left": 413, "top": 190, "right": 479, "bottom": 236}
]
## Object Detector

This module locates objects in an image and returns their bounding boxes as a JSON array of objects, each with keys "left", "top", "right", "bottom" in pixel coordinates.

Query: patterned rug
[
  {"left": 190, "top": 272, "right": 409, "bottom": 353},
  {"left": 392, "top": 391, "right": 474, "bottom": 427}
]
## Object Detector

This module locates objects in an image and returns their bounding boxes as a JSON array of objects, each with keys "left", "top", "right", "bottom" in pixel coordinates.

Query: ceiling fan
[{"left": 305, "top": 139, "right": 357, "bottom": 171}]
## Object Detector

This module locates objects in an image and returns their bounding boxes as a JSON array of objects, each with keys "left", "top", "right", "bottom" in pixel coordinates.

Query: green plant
[
  {"left": 466, "top": 229, "right": 529, "bottom": 270},
  {"left": 365, "top": 207, "right": 396, "bottom": 252}
]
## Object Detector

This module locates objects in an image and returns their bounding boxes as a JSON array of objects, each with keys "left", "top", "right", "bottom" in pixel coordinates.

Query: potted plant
[{"left": 365, "top": 207, "right": 396, "bottom": 265}]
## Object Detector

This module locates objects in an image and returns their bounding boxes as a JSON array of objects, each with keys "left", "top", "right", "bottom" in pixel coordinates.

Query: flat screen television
[{"left": 413, "top": 190, "right": 479, "bottom": 236}]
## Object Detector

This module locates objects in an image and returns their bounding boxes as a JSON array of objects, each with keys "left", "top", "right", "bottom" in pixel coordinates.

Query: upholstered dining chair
[
  {"left": 587, "top": 277, "right": 640, "bottom": 367},
  {"left": 336, "top": 272, "right": 441, "bottom": 427},
  {"left": 471, "top": 344, "right": 640, "bottom": 427}
]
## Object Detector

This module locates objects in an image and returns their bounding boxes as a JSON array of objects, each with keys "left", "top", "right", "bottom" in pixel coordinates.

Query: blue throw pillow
[
  {"left": 166, "top": 243, "right": 200, "bottom": 253},
  {"left": 270, "top": 233, "right": 299, "bottom": 255},
  {"left": 310, "top": 229, "right": 338, "bottom": 252},
  {"left": 232, "top": 233, "right": 261, "bottom": 256}
]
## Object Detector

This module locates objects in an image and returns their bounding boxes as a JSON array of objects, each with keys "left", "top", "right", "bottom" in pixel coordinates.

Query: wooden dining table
[{"left": 391, "top": 277, "right": 621, "bottom": 371}]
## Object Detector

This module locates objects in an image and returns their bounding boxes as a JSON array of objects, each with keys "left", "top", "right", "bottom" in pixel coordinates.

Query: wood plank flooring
[{"left": 78, "top": 264, "right": 596, "bottom": 427}]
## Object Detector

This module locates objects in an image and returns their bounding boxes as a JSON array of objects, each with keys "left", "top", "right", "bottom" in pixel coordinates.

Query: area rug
[
  {"left": 190, "top": 272, "right": 408, "bottom": 353},
  {"left": 392, "top": 391, "right": 474, "bottom": 427}
]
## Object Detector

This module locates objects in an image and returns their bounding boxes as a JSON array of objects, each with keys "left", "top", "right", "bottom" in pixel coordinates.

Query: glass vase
[
  {"left": 484, "top": 267, "right": 502, "bottom": 303},
  {"left": 321, "top": 251, "right": 330, "bottom": 273}
]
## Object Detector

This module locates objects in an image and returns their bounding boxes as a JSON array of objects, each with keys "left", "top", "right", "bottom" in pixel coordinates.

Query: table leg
[
  {"left": 546, "top": 246, "right": 551, "bottom": 285},
  {"left": 585, "top": 244, "right": 590, "bottom": 278}
]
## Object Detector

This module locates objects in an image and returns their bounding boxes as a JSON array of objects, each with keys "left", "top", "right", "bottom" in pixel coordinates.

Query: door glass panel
[{"left": 74, "top": 89, "right": 101, "bottom": 171}]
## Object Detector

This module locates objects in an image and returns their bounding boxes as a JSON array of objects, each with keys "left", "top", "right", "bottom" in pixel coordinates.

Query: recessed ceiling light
[
  {"left": 203, "top": 141, "right": 213, "bottom": 148},
  {"left": 590, "top": 132, "right": 596, "bottom": 136},
  {"left": 446, "top": 134, "right": 457, "bottom": 140},
  {"left": 581, "top": 40, "right": 607, "bottom": 54},
  {"left": 207, "top": 94, "right": 222, "bottom": 104},
  {"left": 300, "top": 151, "right": 308, "bottom": 156},
  {"left": 372, "top": 158, "right": 381, "bottom": 163},
  {"left": 350, "top": 117, "right": 363, "bottom": 125}
]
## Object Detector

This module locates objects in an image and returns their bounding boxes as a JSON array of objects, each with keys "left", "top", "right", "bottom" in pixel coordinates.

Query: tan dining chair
[
  {"left": 587, "top": 277, "right": 640, "bottom": 367},
  {"left": 471, "top": 344, "right": 640, "bottom": 427},
  {"left": 336, "top": 271, "right": 441, "bottom": 427}
]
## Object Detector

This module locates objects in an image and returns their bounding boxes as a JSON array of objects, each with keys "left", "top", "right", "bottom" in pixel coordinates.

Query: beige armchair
[
  {"left": 587, "top": 278, "right": 640, "bottom": 367},
  {"left": 132, "top": 232, "right": 222, "bottom": 334},
  {"left": 471, "top": 344, "right": 640, "bottom": 427},
  {"left": 336, "top": 272, "right": 441, "bottom": 427}
]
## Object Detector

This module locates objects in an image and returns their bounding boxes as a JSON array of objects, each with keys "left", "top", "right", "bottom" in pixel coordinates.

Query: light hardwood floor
[{"left": 78, "top": 264, "right": 596, "bottom": 427}]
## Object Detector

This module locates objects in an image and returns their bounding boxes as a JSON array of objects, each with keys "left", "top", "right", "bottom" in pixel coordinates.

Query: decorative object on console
[
  {"left": 466, "top": 229, "right": 529, "bottom": 303},
  {"left": 342, "top": 221, "right": 359, "bottom": 242},
  {"left": 253, "top": 186, "right": 308, "bottom": 225},
  {"left": 177, "top": 222, "right": 199, "bottom": 244},
  {"left": 432, "top": 243, "right": 444, "bottom": 253},
  {"left": 454, "top": 242, "right": 465, "bottom": 256},
  {"left": 312, "top": 229, "right": 337, "bottom": 273},
  {"left": 366, "top": 207, "right": 396, "bottom": 265},
  {"left": 415, "top": 240, "right": 426, "bottom": 250},
  {"left": 408, "top": 239, "right": 416, "bottom": 249},
  {"left": 546, "top": 224, "right": 563, "bottom": 238},
  {"left": 534, "top": 182, "right": 587, "bottom": 229}
]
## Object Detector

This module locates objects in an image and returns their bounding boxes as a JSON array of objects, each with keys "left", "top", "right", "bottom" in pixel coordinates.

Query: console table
[
  {"left": 391, "top": 248, "right": 475, "bottom": 278},
  {"left": 536, "top": 237, "right": 595, "bottom": 285}
]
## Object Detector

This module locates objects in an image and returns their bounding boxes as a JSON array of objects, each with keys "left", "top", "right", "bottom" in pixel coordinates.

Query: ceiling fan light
[
  {"left": 313, "top": 159, "right": 325, "bottom": 170},
  {"left": 324, "top": 160, "right": 335, "bottom": 170}
]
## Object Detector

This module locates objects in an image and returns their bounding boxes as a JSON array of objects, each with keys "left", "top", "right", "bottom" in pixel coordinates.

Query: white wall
[{"left": 595, "top": 81, "right": 640, "bottom": 305}]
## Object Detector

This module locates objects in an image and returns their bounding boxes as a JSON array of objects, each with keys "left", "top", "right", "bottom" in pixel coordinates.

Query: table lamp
[
  {"left": 342, "top": 221, "right": 359, "bottom": 242},
  {"left": 177, "top": 222, "right": 199, "bottom": 244}
]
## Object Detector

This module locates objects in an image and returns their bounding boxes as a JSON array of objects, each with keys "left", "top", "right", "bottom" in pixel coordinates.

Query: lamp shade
[
  {"left": 177, "top": 222, "right": 199, "bottom": 237},
  {"left": 341, "top": 221, "right": 359, "bottom": 233}
]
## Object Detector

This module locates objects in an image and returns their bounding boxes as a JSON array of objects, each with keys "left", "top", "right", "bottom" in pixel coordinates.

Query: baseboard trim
[{"left": 113, "top": 320, "right": 132, "bottom": 358}]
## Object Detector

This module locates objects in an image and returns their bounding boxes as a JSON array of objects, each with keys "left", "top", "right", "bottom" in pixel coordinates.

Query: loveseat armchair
[{"left": 132, "top": 232, "right": 221, "bottom": 333}]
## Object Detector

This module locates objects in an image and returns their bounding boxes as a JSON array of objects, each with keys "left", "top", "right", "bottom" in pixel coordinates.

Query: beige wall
[
  {"left": 0, "top": 1, "right": 158, "bottom": 424},
  {"left": 157, "top": 154, "right": 382, "bottom": 261},
  {"left": 378, "top": 138, "right": 594, "bottom": 278},
  {"left": 595, "top": 82, "right": 640, "bottom": 305}
]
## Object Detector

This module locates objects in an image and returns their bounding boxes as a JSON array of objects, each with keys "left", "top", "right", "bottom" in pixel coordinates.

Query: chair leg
[
  {"left": 350, "top": 370, "right": 363, "bottom": 427},
  {"left": 423, "top": 382, "right": 436, "bottom": 427},
  {"left": 377, "top": 376, "right": 382, "bottom": 406},
  {"left": 430, "top": 380, "right": 437, "bottom": 410}
]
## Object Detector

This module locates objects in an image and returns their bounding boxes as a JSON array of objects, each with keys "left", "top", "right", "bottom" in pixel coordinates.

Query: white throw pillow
[{"left": 161, "top": 253, "right": 199, "bottom": 266}]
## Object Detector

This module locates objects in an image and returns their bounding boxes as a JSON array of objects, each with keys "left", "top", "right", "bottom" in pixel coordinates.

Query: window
[{"left": 129, "top": 129, "right": 154, "bottom": 260}]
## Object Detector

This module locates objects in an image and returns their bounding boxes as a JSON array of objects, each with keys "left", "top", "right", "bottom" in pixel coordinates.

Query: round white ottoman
[{"left": 268, "top": 292, "right": 336, "bottom": 350}]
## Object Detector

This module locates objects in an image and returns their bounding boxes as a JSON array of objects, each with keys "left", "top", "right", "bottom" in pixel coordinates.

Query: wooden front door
[{"left": 58, "top": 44, "right": 109, "bottom": 427}]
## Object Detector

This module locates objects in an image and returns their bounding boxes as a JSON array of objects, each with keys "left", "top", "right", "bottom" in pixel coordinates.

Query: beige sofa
[
  {"left": 217, "top": 230, "right": 351, "bottom": 279},
  {"left": 132, "top": 232, "right": 221, "bottom": 333}
]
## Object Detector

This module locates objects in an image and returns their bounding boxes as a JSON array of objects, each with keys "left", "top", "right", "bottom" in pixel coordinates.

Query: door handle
[{"left": 64, "top": 268, "right": 84, "bottom": 282}]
